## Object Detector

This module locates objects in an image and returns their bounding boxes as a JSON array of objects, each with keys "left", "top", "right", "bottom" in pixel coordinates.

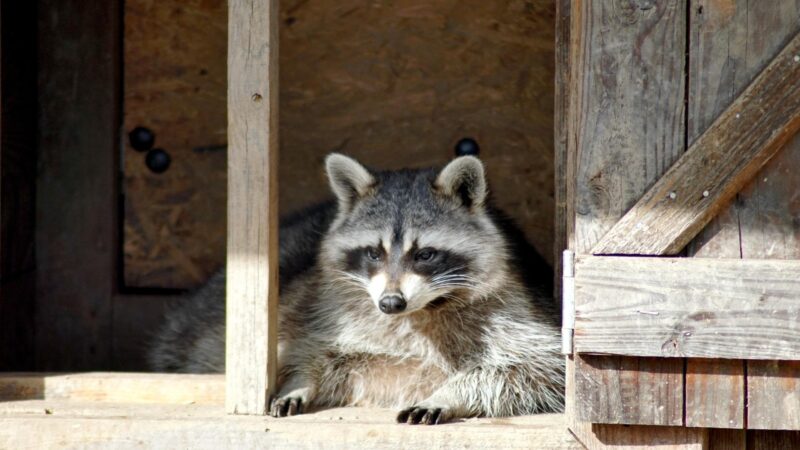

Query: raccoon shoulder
[
  {"left": 279, "top": 200, "right": 337, "bottom": 287},
  {"left": 147, "top": 270, "right": 226, "bottom": 373},
  {"left": 486, "top": 206, "right": 553, "bottom": 298}
]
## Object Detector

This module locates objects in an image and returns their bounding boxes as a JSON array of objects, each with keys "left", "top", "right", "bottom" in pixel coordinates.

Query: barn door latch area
[{"left": 561, "top": 250, "right": 575, "bottom": 355}]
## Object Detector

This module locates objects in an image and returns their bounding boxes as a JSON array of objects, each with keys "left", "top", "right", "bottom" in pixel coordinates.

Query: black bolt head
[
  {"left": 455, "top": 137, "right": 480, "bottom": 157},
  {"left": 145, "top": 148, "right": 171, "bottom": 174},
  {"left": 129, "top": 126, "right": 155, "bottom": 152}
]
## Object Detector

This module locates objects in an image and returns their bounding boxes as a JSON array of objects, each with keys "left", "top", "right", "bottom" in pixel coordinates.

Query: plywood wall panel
[{"left": 123, "top": 0, "right": 556, "bottom": 289}]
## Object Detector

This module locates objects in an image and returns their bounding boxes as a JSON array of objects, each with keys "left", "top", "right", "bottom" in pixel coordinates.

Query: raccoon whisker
[
  {"left": 429, "top": 276, "right": 473, "bottom": 285},
  {"left": 330, "top": 270, "right": 369, "bottom": 285},
  {"left": 429, "top": 281, "right": 477, "bottom": 289},
  {"left": 430, "top": 266, "right": 468, "bottom": 279},
  {"left": 320, "top": 280, "right": 370, "bottom": 299}
]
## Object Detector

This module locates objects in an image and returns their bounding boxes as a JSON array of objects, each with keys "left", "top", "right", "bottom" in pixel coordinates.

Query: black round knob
[
  {"left": 129, "top": 126, "right": 155, "bottom": 152},
  {"left": 145, "top": 148, "right": 171, "bottom": 174},
  {"left": 455, "top": 137, "right": 480, "bottom": 156}
]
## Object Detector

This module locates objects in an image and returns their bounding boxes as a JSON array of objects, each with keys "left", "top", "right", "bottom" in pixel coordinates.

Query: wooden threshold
[
  {"left": 0, "top": 373, "right": 579, "bottom": 448},
  {"left": 0, "top": 401, "right": 579, "bottom": 449},
  {"left": 0, "top": 372, "right": 224, "bottom": 405}
]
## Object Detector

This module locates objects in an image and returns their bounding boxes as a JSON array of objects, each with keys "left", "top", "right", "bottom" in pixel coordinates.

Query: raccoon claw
[
  {"left": 269, "top": 396, "right": 304, "bottom": 417},
  {"left": 396, "top": 406, "right": 446, "bottom": 425}
]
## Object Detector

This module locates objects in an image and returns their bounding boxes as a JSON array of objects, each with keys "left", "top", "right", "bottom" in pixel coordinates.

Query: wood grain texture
[
  {"left": 683, "top": 0, "right": 754, "bottom": 429},
  {"left": 567, "top": 355, "right": 703, "bottom": 449},
  {"left": 568, "top": 0, "right": 688, "bottom": 429},
  {"left": 592, "top": 29, "right": 800, "bottom": 256},
  {"left": 573, "top": 0, "right": 687, "bottom": 253},
  {"left": 574, "top": 355, "right": 683, "bottom": 425},
  {"left": 554, "top": 0, "right": 571, "bottom": 301},
  {"left": 225, "top": 0, "right": 279, "bottom": 415},
  {"left": 746, "top": 430, "right": 800, "bottom": 449},
  {"left": 122, "top": 0, "right": 228, "bottom": 289},
  {"left": 692, "top": 0, "right": 800, "bottom": 434},
  {"left": 684, "top": 0, "right": 800, "bottom": 432},
  {"left": 0, "top": 0, "right": 37, "bottom": 370},
  {"left": 575, "top": 256, "right": 800, "bottom": 360},
  {"left": 35, "top": 0, "right": 120, "bottom": 370},
  {"left": 707, "top": 429, "right": 745, "bottom": 450},
  {"left": 748, "top": 361, "right": 800, "bottom": 430},
  {"left": 685, "top": 359, "right": 744, "bottom": 428},
  {"left": 0, "top": 373, "right": 224, "bottom": 405},
  {"left": 124, "top": 0, "right": 557, "bottom": 289},
  {"left": 0, "top": 403, "right": 582, "bottom": 450}
]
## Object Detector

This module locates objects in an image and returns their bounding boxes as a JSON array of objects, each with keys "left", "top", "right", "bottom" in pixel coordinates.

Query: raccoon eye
[
  {"left": 366, "top": 247, "right": 382, "bottom": 261},
  {"left": 415, "top": 248, "right": 437, "bottom": 261}
]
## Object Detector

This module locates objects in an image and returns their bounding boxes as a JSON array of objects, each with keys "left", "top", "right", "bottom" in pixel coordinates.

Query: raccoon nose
[{"left": 378, "top": 295, "right": 406, "bottom": 314}]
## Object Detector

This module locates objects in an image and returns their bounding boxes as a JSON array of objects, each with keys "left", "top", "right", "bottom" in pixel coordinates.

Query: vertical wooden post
[
  {"left": 226, "top": 0, "right": 279, "bottom": 415},
  {"left": 0, "top": 0, "right": 37, "bottom": 370},
  {"left": 36, "top": 0, "right": 120, "bottom": 370}
]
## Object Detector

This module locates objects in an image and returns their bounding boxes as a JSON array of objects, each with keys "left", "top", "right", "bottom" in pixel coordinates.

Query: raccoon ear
[
  {"left": 325, "top": 153, "right": 376, "bottom": 212},
  {"left": 435, "top": 156, "right": 487, "bottom": 210}
]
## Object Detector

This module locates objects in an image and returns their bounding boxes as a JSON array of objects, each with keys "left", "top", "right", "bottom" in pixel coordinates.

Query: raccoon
[{"left": 148, "top": 153, "right": 564, "bottom": 424}]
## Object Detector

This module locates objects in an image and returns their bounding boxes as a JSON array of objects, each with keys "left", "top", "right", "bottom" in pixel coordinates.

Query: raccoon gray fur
[{"left": 148, "top": 153, "right": 564, "bottom": 424}]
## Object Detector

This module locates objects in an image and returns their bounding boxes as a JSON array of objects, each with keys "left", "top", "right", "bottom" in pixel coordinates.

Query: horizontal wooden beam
[
  {"left": 0, "top": 401, "right": 581, "bottom": 449},
  {"left": 592, "top": 30, "right": 800, "bottom": 255},
  {"left": 575, "top": 256, "right": 800, "bottom": 359},
  {"left": 0, "top": 372, "right": 224, "bottom": 405}
]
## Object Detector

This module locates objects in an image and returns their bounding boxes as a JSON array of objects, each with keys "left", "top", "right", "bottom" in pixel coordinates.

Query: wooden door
[{"left": 559, "top": 0, "right": 800, "bottom": 447}]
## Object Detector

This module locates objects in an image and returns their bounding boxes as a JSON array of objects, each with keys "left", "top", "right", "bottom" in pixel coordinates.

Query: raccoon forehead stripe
[{"left": 402, "top": 233, "right": 414, "bottom": 253}]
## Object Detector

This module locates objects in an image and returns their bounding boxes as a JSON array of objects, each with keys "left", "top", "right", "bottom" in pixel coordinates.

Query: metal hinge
[{"left": 561, "top": 250, "right": 575, "bottom": 355}]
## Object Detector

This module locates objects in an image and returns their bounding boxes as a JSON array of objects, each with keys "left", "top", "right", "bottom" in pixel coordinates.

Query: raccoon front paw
[
  {"left": 396, "top": 406, "right": 451, "bottom": 425},
  {"left": 269, "top": 396, "right": 304, "bottom": 417}
]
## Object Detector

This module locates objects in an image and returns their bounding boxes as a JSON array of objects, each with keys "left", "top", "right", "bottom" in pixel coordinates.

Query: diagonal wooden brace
[{"left": 592, "top": 30, "right": 800, "bottom": 256}]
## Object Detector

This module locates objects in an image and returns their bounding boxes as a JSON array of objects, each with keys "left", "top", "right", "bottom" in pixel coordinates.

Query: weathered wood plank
[
  {"left": 568, "top": 0, "right": 688, "bottom": 430},
  {"left": 685, "top": 359, "right": 744, "bottom": 428},
  {"left": 592, "top": 29, "right": 800, "bottom": 256},
  {"left": 0, "top": 0, "right": 37, "bottom": 371},
  {"left": 574, "top": 355, "right": 682, "bottom": 425},
  {"left": 748, "top": 361, "right": 800, "bottom": 430},
  {"left": 704, "top": 1, "right": 800, "bottom": 433},
  {"left": 573, "top": 0, "right": 687, "bottom": 253},
  {"left": 0, "top": 401, "right": 582, "bottom": 450},
  {"left": 0, "top": 373, "right": 224, "bottom": 405},
  {"left": 746, "top": 430, "right": 800, "bottom": 449},
  {"left": 683, "top": 1, "right": 754, "bottom": 429},
  {"left": 685, "top": 0, "right": 800, "bottom": 432},
  {"left": 707, "top": 429, "right": 745, "bottom": 450},
  {"left": 226, "top": 0, "right": 280, "bottom": 415},
  {"left": 35, "top": 0, "right": 121, "bottom": 370},
  {"left": 554, "top": 0, "right": 572, "bottom": 301},
  {"left": 546, "top": 357, "right": 706, "bottom": 450},
  {"left": 575, "top": 256, "right": 800, "bottom": 360}
]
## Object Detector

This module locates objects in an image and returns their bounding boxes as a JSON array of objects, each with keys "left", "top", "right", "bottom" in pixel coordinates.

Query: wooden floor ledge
[{"left": 0, "top": 401, "right": 580, "bottom": 449}]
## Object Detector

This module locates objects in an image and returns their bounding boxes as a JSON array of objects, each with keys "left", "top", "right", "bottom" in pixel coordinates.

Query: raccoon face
[{"left": 321, "top": 153, "right": 508, "bottom": 315}]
